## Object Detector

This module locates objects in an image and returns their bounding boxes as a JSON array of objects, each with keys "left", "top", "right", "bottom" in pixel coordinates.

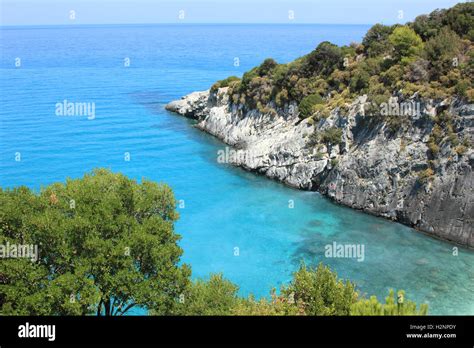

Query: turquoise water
[{"left": 0, "top": 24, "right": 473, "bottom": 315}]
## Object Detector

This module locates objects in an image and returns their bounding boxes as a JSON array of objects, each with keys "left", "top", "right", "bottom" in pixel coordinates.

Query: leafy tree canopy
[
  {"left": 0, "top": 169, "right": 190, "bottom": 315},
  {"left": 362, "top": 23, "right": 395, "bottom": 57},
  {"left": 388, "top": 26, "right": 424, "bottom": 61}
]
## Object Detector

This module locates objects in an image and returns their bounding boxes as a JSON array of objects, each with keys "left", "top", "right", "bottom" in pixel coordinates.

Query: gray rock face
[{"left": 166, "top": 88, "right": 474, "bottom": 248}]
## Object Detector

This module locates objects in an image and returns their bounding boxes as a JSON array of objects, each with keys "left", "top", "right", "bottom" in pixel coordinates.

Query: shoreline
[
  {"left": 203, "top": 121, "right": 474, "bottom": 251},
  {"left": 166, "top": 88, "right": 474, "bottom": 248}
]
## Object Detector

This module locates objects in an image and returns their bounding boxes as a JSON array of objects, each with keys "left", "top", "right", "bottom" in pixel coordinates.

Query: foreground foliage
[
  {"left": 172, "top": 264, "right": 428, "bottom": 316},
  {"left": 0, "top": 169, "right": 190, "bottom": 315},
  {"left": 1, "top": 171, "right": 427, "bottom": 316}
]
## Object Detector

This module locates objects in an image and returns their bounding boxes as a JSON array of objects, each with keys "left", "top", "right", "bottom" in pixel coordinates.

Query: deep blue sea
[{"left": 0, "top": 24, "right": 473, "bottom": 315}]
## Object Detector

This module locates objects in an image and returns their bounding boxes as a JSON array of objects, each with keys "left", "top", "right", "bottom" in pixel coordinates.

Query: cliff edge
[{"left": 166, "top": 88, "right": 474, "bottom": 247}]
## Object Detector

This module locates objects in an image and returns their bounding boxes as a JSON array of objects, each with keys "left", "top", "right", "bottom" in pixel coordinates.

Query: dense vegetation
[
  {"left": 0, "top": 170, "right": 427, "bottom": 315},
  {"left": 172, "top": 264, "right": 428, "bottom": 316},
  {"left": 0, "top": 169, "right": 191, "bottom": 315},
  {"left": 214, "top": 3, "right": 473, "bottom": 121}
]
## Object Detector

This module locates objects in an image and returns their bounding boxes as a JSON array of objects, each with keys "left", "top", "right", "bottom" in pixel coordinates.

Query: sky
[{"left": 0, "top": 0, "right": 467, "bottom": 26}]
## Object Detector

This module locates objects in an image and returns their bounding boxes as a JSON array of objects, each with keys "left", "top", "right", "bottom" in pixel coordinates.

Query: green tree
[
  {"left": 389, "top": 26, "right": 424, "bottom": 61},
  {"left": 349, "top": 67, "right": 370, "bottom": 93},
  {"left": 258, "top": 58, "right": 278, "bottom": 76},
  {"left": 298, "top": 93, "right": 324, "bottom": 118},
  {"left": 411, "top": 3, "right": 474, "bottom": 40},
  {"left": 351, "top": 289, "right": 428, "bottom": 315},
  {"left": 441, "top": 3, "right": 474, "bottom": 40},
  {"left": 0, "top": 169, "right": 190, "bottom": 315},
  {"left": 281, "top": 263, "right": 357, "bottom": 315},
  {"left": 362, "top": 23, "right": 394, "bottom": 57},
  {"left": 424, "top": 27, "right": 462, "bottom": 78},
  {"left": 169, "top": 273, "right": 239, "bottom": 315},
  {"left": 411, "top": 14, "right": 442, "bottom": 40},
  {"left": 210, "top": 76, "right": 240, "bottom": 92},
  {"left": 320, "top": 127, "right": 343, "bottom": 146},
  {"left": 303, "top": 41, "right": 344, "bottom": 77}
]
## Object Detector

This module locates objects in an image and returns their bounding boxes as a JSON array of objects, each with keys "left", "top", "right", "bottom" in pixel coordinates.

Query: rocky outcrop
[{"left": 166, "top": 88, "right": 474, "bottom": 248}]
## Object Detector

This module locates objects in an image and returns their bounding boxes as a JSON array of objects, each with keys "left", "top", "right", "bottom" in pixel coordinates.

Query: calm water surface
[{"left": 1, "top": 24, "right": 473, "bottom": 314}]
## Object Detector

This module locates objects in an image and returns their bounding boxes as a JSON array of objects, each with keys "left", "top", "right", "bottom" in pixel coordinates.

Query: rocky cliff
[{"left": 166, "top": 88, "right": 474, "bottom": 248}]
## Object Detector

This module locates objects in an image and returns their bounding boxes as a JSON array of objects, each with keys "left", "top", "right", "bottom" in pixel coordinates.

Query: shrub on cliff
[
  {"left": 417, "top": 167, "right": 435, "bottom": 184},
  {"left": 411, "top": 3, "right": 474, "bottom": 40},
  {"left": 219, "top": 2, "right": 474, "bottom": 116},
  {"left": 424, "top": 27, "right": 463, "bottom": 79},
  {"left": 362, "top": 23, "right": 395, "bottom": 57},
  {"left": 258, "top": 58, "right": 278, "bottom": 76},
  {"left": 298, "top": 93, "right": 324, "bottom": 118},
  {"left": 303, "top": 41, "right": 344, "bottom": 77},
  {"left": 349, "top": 67, "right": 370, "bottom": 93},
  {"left": 389, "top": 26, "right": 424, "bottom": 62},
  {"left": 320, "top": 127, "right": 343, "bottom": 146},
  {"left": 211, "top": 76, "right": 241, "bottom": 92}
]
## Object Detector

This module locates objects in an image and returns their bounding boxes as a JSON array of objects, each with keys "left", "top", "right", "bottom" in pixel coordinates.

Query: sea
[{"left": 1, "top": 24, "right": 473, "bottom": 314}]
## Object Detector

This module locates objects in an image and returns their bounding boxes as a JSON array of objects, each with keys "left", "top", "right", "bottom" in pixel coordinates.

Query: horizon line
[{"left": 0, "top": 22, "right": 383, "bottom": 29}]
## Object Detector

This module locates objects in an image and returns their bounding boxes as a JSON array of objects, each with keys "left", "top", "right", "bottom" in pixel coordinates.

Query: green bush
[
  {"left": 298, "top": 93, "right": 324, "bottom": 119},
  {"left": 211, "top": 76, "right": 241, "bottom": 92},
  {"left": 362, "top": 23, "right": 395, "bottom": 57},
  {"left": 455, "top": 79, "right": 470, "bottom": 97},
  {"left": 258, "top": 58, "right": 278, "bottom": 76},
  {"left": 239, "top": 67, "right": 259, "bottom": 92},
  {"left": 178, "top": 263, "right": 429, "bottom": 316},
  {"left": 389, "top": 26, "right": 424, "bottom": 60},
  {"left": 411, "top": 14, "right": 440, "bottom": 41},
  {"left": 351, "top": 289, "right": 428, "bottom": 315},
  {"left": 320, "top": 127, "right": 343, "bottom": 146},
  {"left": 303, "top": 41, "right": 344, "bottom": 77},
  {"left": 349, "top": 68, "right": 370, "bottom": 93},
  {"left": 424, "top": 27, "right": 462, "bottom": 78},
  {"left": 281, "top": 264, "right": 356, "bottom": 315},
  {"left": 418, "top": 167, "right": 435, "bottom": 184},
  {"left": 170, "top": 274, "right": 239, "bottom": 315}
]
